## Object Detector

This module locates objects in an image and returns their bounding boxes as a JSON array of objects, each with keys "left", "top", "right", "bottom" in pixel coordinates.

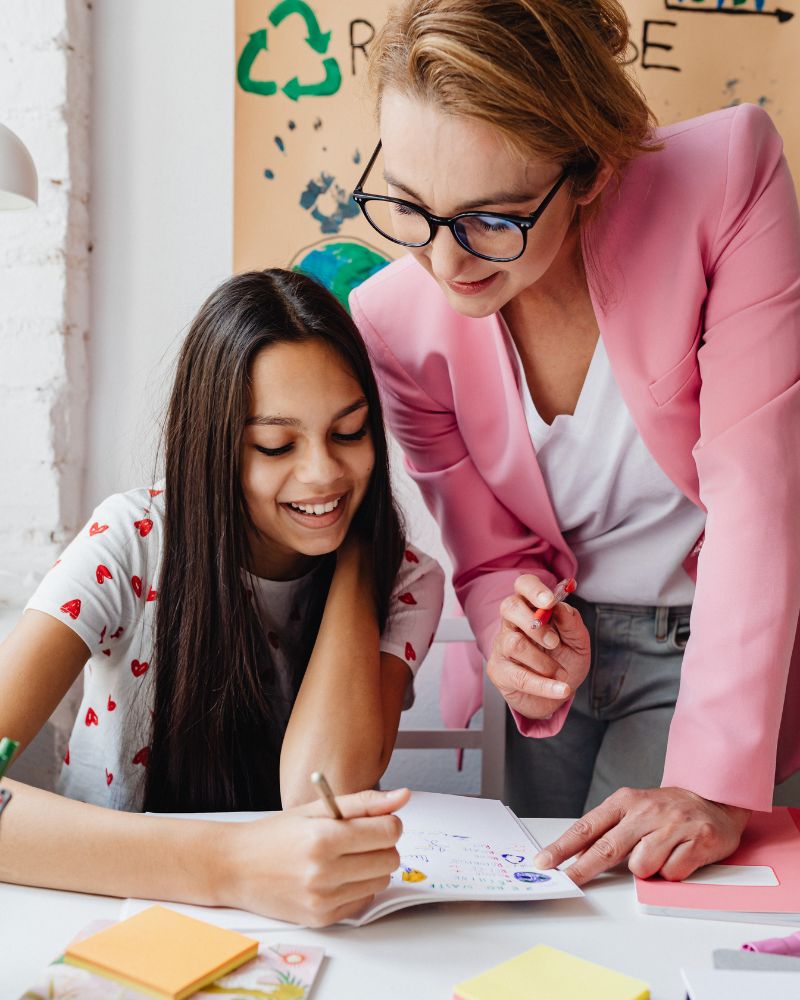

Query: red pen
[{"left": 531, "top": 577, "right": 576, "bottom": 629}]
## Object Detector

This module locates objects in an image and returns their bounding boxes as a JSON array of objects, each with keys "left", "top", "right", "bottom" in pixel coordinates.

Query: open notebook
[{"left": 122, "top": 792, "right": 582, "bottom": 928}]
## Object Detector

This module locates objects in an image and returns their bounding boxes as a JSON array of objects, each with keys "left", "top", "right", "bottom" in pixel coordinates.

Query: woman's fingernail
[
  {"left": 543, "top": 632, "right": 559, "bottom": 649},
  {"left": 535, "top": 851, "right": 551, "bottom": 868},
  {"left": 553, "top": 682, "right": 569, "bottom": 697},
  {"left": 537, "top": 591, "right": 552, "bottom": 605}
]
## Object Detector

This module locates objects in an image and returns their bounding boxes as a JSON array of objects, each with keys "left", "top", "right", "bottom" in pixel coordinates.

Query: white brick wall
[{"left": 0, "top": 0, "right": 91, "bottom": 606}]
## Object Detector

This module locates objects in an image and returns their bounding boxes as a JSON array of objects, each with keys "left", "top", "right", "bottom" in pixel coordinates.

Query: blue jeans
[{"left": 504, "top": 595, "right": 692, "bottom": 817}]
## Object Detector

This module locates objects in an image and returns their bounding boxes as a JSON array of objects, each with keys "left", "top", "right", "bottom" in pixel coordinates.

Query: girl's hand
[
  {"left": 221, "top": 787, "right": 409, "bottom": 927},
  {"left": 487, "top": 574, "right": 590, "bottom": 720},
  {"left": 335, "top": 529, "right": 369, "bottom": 570},
  {"left": 534, "top": 786, "right": 751, "bottom": 885}
]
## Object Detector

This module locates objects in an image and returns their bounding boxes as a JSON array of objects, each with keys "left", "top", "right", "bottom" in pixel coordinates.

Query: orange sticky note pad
[{"left": 64, "top": 905, "right": 259, "bottom": 1000}]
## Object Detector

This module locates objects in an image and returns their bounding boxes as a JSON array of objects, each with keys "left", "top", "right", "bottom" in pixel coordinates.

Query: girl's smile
[
  {"left": 241, "top": 339, "right": 375, "bottom": 579},
  {"left": 281, "top": 490, "right": 350, "bottom": 530}
]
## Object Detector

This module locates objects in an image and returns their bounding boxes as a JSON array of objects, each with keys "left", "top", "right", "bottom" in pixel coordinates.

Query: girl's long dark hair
[{"left": 143, "top": 269, "right": 405, "bottom": 812}]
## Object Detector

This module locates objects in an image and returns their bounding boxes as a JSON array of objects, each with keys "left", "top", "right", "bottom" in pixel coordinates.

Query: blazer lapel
[
  {"left": 582, "top": 208, "right": 703, "bottom": 510},
  {"left": 450, "top": 310, "right": 573, "bottom": 562}
]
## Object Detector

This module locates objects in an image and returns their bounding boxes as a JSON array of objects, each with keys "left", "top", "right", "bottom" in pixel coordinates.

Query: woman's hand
[
  {"left": 487, "top": 574, "right": 590, "bottom": 720},
  {"left": 221, "top": 787, "right": 409, "bottom": 927},
  {"left": 533, "top": 786, "right": 751, "bottom": 885}
]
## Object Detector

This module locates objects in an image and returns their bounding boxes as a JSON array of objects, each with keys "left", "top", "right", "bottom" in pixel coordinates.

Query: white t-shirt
[
  {"left": 26, "top": 486, "right": 445, "bottom": 810},
  {"left": 507, "top": 332, "right": 706, "bottom": 605}
]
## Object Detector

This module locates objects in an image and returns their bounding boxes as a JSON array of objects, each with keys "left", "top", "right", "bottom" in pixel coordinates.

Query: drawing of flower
[{"left": 280, "top": 950, "right": 307, "bottom": 965}]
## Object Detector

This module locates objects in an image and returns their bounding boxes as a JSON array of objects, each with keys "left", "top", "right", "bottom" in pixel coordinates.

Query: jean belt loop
[{"left": 654, "top": 605, "right": 669, "bottom": 642}]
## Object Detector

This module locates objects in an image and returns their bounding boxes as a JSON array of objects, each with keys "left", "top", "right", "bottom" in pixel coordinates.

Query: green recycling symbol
[{"left": 237, "top": 0, "right": 341, "bottom": 100}]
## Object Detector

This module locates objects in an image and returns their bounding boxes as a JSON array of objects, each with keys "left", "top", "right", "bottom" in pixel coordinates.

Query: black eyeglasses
[{"left": 352, "top": 141, "right": 569, "bottom": 263}]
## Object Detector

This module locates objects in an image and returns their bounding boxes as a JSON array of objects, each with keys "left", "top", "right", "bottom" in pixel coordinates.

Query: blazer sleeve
[
  {"left": 661, "top": 104, "right": 800, "bottom": 810},
  {"left": 351, "top": 288, "right": 573, "bottom": 738}
]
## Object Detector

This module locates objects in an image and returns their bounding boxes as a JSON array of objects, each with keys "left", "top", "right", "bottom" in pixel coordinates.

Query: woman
[
  {"left": 350, "top": 0, "right": 800, "bottom": 884},
  {"left": 0, "top": 269, "right": 444, "bottom": 925}
]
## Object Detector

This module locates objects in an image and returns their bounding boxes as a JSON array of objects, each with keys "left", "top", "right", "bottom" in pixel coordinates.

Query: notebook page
[{"left": 344, "top": 792, "right": 581, "bottom": 926}]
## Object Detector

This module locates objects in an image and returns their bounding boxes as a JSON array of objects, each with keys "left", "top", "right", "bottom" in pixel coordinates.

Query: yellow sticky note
[
  {"left": 64, "top": 905, "right": 258, "bottom": 1000},
  {"left": 453, "top": 944, "right": 649, "bottom": 1000}
]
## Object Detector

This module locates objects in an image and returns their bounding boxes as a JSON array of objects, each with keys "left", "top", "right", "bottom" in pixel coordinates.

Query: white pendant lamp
[{"left": 0, "top": 123, "right": 37, "bottom": 210}]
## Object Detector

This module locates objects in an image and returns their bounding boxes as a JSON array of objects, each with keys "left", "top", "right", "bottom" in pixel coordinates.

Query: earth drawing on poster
[{"left": 290, "top": 236, "right": 392, "bottom": 311}]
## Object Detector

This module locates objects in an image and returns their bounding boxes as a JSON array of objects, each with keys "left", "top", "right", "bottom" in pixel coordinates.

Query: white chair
[{"left": 393, "top": 617, "right": 507, "bottom": 798}]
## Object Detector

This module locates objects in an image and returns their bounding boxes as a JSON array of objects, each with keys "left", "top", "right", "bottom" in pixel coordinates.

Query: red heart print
[
  {"left": 110, "top": 626, "right": 124, "bottom": 639},
  {"left": 146, "top": 586, "right": 158, "bottom": 602},
  {"left": 405, "top": 642, "right": 417, "bottom": 662},
  {"left": 96, "top": 564, "right": 112, "bottom": 584},
  {"left": 85, "top": 707, "right": 99, "bottom": 726},
  {"left": 148, "top": 488, "right": 163, "bottom": 497},
  {"left": 60, "top": 599, "right": 81, "bottom": 620},
  {"left": 268, "top": 631, "right": 280, "bottom": 650},
  {"left": 399, "top": 592, "right": 417, "bottom": 605},
  {"left": 131, "top": 575, "right": 143, "bottom": 598},
  {"left": 99, "top": 625, "right": 107, "bottom": 643},
  {"left": 89, "top": 522, "right": 109, "bottom": 536},
  {"left": 64, "top": 745, "right": 70, "bottom": 765},
  {"left": 404, "top": 549, "right": 419, "bottom": 563},
  {"left": 105, "top": 768, "right": 113, "bottom": 786},
  {"left": 107, "top": 695, "right": 116, "bottom": 711},
  {"left": 131, "top": 659, "right": 149, "bottom": 677},
  {"left": 132, "top": 746, "right": 150, "bottom": 767},
  {"left": 134, "top": 518, "right": 153, "bottom": 537},
  {"left": 102, "top": 648, "right": 111, "bottom": 657}
]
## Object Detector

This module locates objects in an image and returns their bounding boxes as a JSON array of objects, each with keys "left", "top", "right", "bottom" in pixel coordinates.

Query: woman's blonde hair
[{"left": 368, "top": 0, "right": 658, "bottom": 198}]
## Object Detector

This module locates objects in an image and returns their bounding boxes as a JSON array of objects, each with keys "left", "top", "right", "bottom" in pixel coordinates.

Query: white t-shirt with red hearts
[{"left": 25, "top": 486, "right": 445, "bottom": 811}]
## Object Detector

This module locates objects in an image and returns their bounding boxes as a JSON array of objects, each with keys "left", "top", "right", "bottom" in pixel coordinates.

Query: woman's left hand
[{"left": 533, "top": 786, "right": 751, "bottom": 885}]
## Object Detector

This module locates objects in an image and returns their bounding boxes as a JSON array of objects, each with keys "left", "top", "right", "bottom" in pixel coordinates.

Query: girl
[
  {"left": 0, "top": 268, "right": 444, "bottom": 926},
  {"left": 350, "top": 0, "right": 800, "bottom": 884}
]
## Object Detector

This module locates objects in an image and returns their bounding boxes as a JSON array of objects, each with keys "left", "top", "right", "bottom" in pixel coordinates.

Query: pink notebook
[{"left": 635, "top": 807, "right": 800, "bottom": 924}]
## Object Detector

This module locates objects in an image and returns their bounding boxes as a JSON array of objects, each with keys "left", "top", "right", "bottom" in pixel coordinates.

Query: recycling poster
[
  {"left": 234, "top": 0, "right": 393, "bottom": 306},
  {"left": 233, "top": 0, "right": 799, "bottom": 308}
]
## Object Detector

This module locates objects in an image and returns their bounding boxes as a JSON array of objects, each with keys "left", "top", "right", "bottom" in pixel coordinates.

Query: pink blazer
[{"left": 351, "top": 104, "right": 800, "bottom": 812}]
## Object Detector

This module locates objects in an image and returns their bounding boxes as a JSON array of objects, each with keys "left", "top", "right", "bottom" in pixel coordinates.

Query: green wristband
[{"left": 0, "top": 737, "right": 20, "bottom": 782}]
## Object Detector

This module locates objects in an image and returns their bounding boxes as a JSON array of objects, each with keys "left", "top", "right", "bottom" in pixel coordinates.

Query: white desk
[{"left": 1, "top": 818, "right": 790, "bottom": 999}]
